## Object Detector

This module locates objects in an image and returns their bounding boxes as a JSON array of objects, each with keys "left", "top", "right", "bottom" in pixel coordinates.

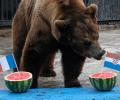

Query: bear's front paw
[
  {"left": 30, "top": 81, "right": 38, "bottom": 89},
  {"left": 65, "top": 79, "right": 81, "bottom": 88},
  {"left": 40, "top": 69, "right": 56, "bottom": 77}
]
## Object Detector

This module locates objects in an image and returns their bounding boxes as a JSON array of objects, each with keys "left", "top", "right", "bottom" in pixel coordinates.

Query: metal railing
[
  {"left": 0, "top": 0, "right": 20, "bottom": 26},
  {"left": 0, "top": 0, "right": 120, "bottom": 26},
  {"left": 88, "top": 0, "right": 120, "bottom": 24}
]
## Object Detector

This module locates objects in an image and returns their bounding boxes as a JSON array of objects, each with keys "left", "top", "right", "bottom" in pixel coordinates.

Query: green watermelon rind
[
  {"left": 89, "top": 73, "right": 117, "bottom": 91},
  {"left": 4, "top": 72, "right": 33, "bottom": 93}
]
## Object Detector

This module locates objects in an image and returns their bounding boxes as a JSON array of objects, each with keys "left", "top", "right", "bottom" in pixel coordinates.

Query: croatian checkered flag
[{"left": 104, "top": 52, "right": 120, "bottom": 71}]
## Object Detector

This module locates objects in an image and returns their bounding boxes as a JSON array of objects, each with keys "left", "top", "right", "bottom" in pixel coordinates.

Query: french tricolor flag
[
  {"left": 0, "top": 54, "right": 17, "bottom": 72},
  {"left": 104, "top": 52, "right": 120, "bottom": 71}
]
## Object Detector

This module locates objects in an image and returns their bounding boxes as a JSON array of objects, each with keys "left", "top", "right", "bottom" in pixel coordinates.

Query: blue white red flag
[
  {"left": 0, "top": 54, "right": 17, "bottom": 72},
  {"left": 104, "top": 52, "right": 120, "bottom": 71}
]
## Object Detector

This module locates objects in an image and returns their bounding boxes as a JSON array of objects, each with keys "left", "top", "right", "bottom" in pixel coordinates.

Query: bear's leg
[
  {"left": 40, "top": 51, "right": 56, "bottom": 77},
  {"left": 19, "top": 11, "right": 58, "bottom": 88},
  {"left": 12, "top": 5, "right": 27, "bottom": 71},
  {"left": 20, "top": 41, "right": 51, "bottom": 88},
  {"left": 61, "top": 49, "right": 86, "bottom": 88},
  {"left": 21, "top": 49, "right": 43, "bottom": 88},
  {"left": 20, "top": 27, "right": 57, "bottom": 88}
]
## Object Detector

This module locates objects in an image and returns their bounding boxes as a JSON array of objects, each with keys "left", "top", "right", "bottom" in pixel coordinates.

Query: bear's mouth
[
  {"left": 93, "top": 55, "right": 103, "bottom": 60},
  {"left": 70, "top": 46, "right": 83, "bottom": 55},
  {"left": 69, "top": 41, "right": 105, "bottom": 60},
  {"left": 70, "top": 47, "right": 103, "bottom": 60}
]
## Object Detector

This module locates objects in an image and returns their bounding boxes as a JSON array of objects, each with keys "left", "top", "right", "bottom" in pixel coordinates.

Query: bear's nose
[
  {"left": 96, "top": 50, "right": 106, "bottom": 60},
  {"left": 98, "top": 50, "right": 105, "bottom": 58}
]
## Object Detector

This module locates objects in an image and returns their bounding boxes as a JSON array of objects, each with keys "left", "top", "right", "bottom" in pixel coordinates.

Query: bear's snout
[{"left": 94, "top": 49, "right": 106, "bottom": 60}]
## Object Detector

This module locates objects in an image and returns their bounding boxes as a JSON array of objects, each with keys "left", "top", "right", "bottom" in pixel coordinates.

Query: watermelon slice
[
  {"left": 4, "top": 72, "right": 33, "bottom": 93},
  {"left": 89, "top": 72, "right": 117, "bottom": 91}
]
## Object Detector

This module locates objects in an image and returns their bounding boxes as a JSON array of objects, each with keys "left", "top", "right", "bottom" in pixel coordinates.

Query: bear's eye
[{"left": 84, "top": 39, "right": 92, "bottom": 48}]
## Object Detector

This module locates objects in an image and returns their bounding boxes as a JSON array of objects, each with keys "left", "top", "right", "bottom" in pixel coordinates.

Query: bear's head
[{"left": 52, "top": 0, "right": 105, "bottom": 60}]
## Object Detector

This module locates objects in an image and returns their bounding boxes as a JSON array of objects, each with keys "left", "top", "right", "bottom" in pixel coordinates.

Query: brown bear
[{"left": 12, "top": 0, "right": 105, "bottom": 88}]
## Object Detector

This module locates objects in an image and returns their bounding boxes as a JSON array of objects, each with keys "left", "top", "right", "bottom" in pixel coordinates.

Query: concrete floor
[{"left": 0, "top": 29, "right": 120, "bottom": 90}]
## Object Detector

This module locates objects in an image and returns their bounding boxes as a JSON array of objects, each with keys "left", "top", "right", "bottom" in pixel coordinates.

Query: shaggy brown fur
[{"left": 12, "top": 0, "right": 105, "bottom": 88}]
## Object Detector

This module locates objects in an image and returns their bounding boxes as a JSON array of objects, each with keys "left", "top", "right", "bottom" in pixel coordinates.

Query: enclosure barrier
[{"left": 0, "top": 0, "right": 120, "bottom": 26}]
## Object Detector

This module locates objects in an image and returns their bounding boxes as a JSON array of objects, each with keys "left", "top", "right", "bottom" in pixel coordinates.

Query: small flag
[
  {"left": 0, "top": 54, "right": 17, "bottom": 72},
  {"left": 104, "top": 52, "right": 120, "bottom": 71}
]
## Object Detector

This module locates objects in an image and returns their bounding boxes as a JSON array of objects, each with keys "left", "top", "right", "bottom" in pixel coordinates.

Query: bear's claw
[
  {"left": 65, "top": 79, "right": 81, "bottom": 88},
  {"left": 40, "top": 69, "right": 56, "bottom": 77}
]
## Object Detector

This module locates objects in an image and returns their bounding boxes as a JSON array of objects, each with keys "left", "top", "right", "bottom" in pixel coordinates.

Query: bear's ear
[
  {"left": 55, "top": 20, "right": 70, "bottom": 31},
  {"left": 51, "top": 19, "right": 69, "bottom": 40},
  {"left": 58, "top": 0, "right": 70, "bottom": 5},
  {"left": 86, "top": 4, "right": 97, "bottom": 17}
]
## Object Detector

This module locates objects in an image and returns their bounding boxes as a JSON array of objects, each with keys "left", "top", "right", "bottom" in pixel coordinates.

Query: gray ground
[{"left": 0, "top": 28, "right": 120, "bottom": 90}]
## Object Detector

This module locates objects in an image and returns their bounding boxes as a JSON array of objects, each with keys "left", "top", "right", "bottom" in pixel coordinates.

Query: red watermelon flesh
[
  {"left": 90, "top": 72, "right": 117, "bottom": 79},
  {"left": 6, "top": 72, "right": 30, "bottom": 81}
]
